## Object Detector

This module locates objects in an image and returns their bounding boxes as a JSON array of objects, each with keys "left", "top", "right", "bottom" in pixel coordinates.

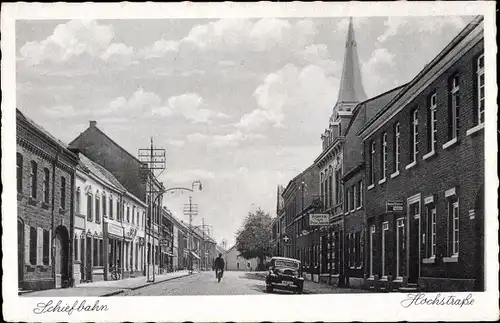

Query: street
[{"left": 119, "top": 271, "right": 368, "bottom": 296}]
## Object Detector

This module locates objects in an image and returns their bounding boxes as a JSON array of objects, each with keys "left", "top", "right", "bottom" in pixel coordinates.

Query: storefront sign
[
  {"left": 309, "top": 213, "right": 329, "bottom": 226},
  {"left": 386, "top": 201, "right": 404, "bottom": 213},
  {"left": 107, "top": 222, "right": 124, "bottom": 238}
]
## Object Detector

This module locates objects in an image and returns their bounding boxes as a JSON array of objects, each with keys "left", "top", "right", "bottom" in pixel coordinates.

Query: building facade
[
  {"left": 341, "top": 86, "right": 405, "bottom": 288},
  {"left": 224, "top": 245, "right": 262, "bottom": 271},
  {"left": 358, "top": 17, "right": 484, "bottom": 292},
  {"left": 17, "top": 109, "right": 79, "bottom": 291},
  {"left": 69, "top": 121, "right": 163, "bottom": 277}
]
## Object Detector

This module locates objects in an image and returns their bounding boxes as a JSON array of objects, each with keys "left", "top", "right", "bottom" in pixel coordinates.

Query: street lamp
[{"left": 162, "top": 180, "right": 202, "bottom": 275}]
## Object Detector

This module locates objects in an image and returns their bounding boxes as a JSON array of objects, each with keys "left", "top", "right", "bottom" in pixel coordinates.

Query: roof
[
  {"left": 345, "top": 83, "right": 407, "bottom": 136},
  {"left": 78, "top": 153, "right": 126, "bottom": 192},
  {"left": 17, "top": 109, "right": 77, "bottom": 160},
  {"left": 69, "top": 121, "right": 164, "bottom": 189},
  {"left": 335, "top": 17, "right": 367, "bottom": 106},
  {"left": 282, "top": 163, "right": 317, "bottom": 197},
  {"left": 271, "top": 256, "right": 300, "bottom": 263}
]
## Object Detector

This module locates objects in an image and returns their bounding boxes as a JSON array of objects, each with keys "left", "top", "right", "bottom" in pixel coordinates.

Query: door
[
  {"left": 86, "top": 237, "right": 92, "bottom": 281},
  {"left": 396, "top": 218, "right": 406, "bottom": 278},
  {"left": 80, "top": 238, "right": 85, "bottom": 281},
  {"left": 17, "top": 220, "right": 24, "bottom": 288},
  {"left": 408, "top": 202, "right": 420, "bottom": 283},
  {"left": 55, "top": 228, "right": 70, "bottom": 288}
]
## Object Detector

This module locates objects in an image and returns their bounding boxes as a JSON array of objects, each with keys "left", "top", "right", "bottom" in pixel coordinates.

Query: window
[
  {"left": 425, "top": 204, "right": 437, "bottom": 258},
  {"left": 30, "top": 161, "right": 37, "bottom": 198},
  {"left": 116, "top": 200, "right": 120, "bottom": 221},
  {"left": 132, "top": 206, "right": 136, "bottom": 224},
  {"left": 355, "top": 231, "right": 361, "bottom": 267},
  {"left": 476, "top": 54, "right": 485, "bottom": 124},
  {"left": 74, "top": 236, "right": 79, "bottom": 261},
  {"left": 428, "top": 93, "right": 437, "bottom": 152},
  {"left": 351, "top": 186, "right": 356, "bottom": 211},
  {"left": 448, "top": 199, "right": 459, "bottom": 256},
  {"left": 358, "top": 181, "right": 363, "bottom": 208},
  {"left": 410, "top": 109, "right": 419, "bottom": 162},
  {"left": 17, "top": 153, "right": 23, "bottom": 193},
  {"left": 99, "top": 239, "right": 104, "bottom": 266},
  {"left": 102, "top": 195, "right": 107, "bottom": 217},
  {"left": 335, "top": 169, "right": 341, "bottom": 204},
  {"left": 76, "top": 187, "right": 81, "bottom": 214},
  {"left": 93, "top": 237, "right": 98, "bottom": 266},
  {"left": 60, "top": 177, "right": 66, "bottom": 209},
  {"left": 382, "top": 222, "right": 389, "bottom": 277},
  {"left": 43, "top": 229, "right": 50, "bottom": 265},
  {"left": 87, "top": 194, "right": 93, "bottom": 221},
  {"left": 43, "top": 168, "right": 50, "bottom": 203},
  {"left": 369, "top": 141, "right": 376, "bottom": 184},
  {"left": 329, "top": 173, "right": 334, "bottom": 207},
  {"left": 29, "top": 227, "right": 37, "bottom": 265},
  {"left": 346, "top": 188, "right": 351, "bottom": 211},
  {"left": 381, "top": 133, "right": 387, "bottom": 179},
  {"left": 95, "top": 195, "right": 100, "bottom": 223},
  {"left": 127, "top": 206, "right": 130, "bottom": 222},
  {"left": 394, "top": 123, "right": 400, "bottom": 172},
  {"left": 109, "top": 196, "right": 113, "bottom": 219},
  {"left": 449, "top": 75, "right": 460, "bottom": 140}
]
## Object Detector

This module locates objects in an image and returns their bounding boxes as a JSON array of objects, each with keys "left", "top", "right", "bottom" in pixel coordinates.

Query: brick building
[
  {"left": 358, "top": 16, "right": 485, "bottom": 292},
  {"left": 69, "top": 121, "right": 164, "bottom": 277},
  {"left": 17, "top": 109, "right": 79, "bottom": 291},
  {"left": 341, "top": 85, "right": 405, "bottom": 288},
  {"left": 282, "top": 164, "right": 322, "bottom": 280}
]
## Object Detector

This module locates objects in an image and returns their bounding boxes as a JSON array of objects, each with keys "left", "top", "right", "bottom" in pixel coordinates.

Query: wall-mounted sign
[
  {"left": 309, "top": 213, "right": 330, "bottom": 226},
  {"left": 386, "top": 201, "right": 404, "bottom": 213},
  {"left": 282, "top": 234, "right": 291, "bottom": 245},
  {"left": 107, "top": 222, "right": 124, "bottom": 238}
]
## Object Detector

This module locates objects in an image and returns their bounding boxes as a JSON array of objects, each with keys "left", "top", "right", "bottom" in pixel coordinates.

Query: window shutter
[
  {"left": 49, "top": 229, "right": 52, "bottom": 265},
  {"left": 24, "top": 224, "right": 30, "bottom": 265},
  {"left": 37, "top": 227, "right": 43, "bottom": 265}
]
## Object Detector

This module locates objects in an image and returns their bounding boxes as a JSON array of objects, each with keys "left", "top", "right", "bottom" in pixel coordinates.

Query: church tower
[{"left": 321, "top": 17, "right": 367, "bottom": 150}]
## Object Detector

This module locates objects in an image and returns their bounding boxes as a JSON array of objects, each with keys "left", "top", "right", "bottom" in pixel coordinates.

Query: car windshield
[{"left": 274, "top": 260, "right": 300, "bottom": 268}]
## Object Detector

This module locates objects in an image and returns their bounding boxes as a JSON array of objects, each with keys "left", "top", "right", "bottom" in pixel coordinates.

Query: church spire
[{"left": 335, "top": 17, "right": 367, "bottom": 108}]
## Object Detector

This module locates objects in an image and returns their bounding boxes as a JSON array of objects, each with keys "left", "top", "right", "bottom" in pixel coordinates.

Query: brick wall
[
  {"left": 364, "top": 40, "right": 484, "bottom": 288},
  {"left": 17, "top": 122, "right": 75, "bottom": 290}
]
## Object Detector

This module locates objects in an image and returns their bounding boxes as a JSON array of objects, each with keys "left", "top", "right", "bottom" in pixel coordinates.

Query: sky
[{"left": 16, "top": 15, "right": 473, "bottom": 247}]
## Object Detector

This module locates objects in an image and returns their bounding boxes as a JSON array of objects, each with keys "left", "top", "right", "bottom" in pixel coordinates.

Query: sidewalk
[{"left": 20, "top": 270, "right": 195, "bottom": 297}]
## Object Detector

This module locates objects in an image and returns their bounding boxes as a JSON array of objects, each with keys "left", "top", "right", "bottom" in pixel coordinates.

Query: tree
[{"left": 235, "top": 208, "right": 274, "bottom": 270}]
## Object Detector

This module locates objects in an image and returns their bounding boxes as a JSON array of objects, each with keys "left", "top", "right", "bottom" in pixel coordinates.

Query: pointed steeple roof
[{"left": 336, "top": 17, "right": 367, "bottom": 106}]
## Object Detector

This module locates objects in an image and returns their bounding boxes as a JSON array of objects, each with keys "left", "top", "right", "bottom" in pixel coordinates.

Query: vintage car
[{"left": 265, "top": 256, "right": 304, "bottom": 294}]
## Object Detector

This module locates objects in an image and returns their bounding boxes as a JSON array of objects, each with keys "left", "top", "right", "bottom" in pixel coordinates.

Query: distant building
[{"left": 224, "top": 246, "right": 262, "bottom": 271}]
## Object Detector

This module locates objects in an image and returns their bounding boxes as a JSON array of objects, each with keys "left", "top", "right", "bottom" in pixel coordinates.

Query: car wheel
[{"left": 266, "top": 284, "right": 273, "bottom": 293}]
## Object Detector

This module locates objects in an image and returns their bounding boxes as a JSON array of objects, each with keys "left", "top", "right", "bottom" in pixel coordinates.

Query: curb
[{"left": 102, "top": 272, "right": 196, "bottom": 297}]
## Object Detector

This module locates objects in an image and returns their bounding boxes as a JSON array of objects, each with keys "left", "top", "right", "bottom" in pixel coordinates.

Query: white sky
[{"left": 16, "top": 16, "right": 473, "bottom": 247}]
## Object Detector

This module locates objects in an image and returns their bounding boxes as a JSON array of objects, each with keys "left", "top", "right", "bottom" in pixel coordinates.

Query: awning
[{"left": 190, "top": 251, "right": 201, "bottom": 260}]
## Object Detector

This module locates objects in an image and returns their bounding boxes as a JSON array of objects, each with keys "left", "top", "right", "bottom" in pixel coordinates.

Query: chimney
[{"left": 89, "top": 121, "right": 97, "bottom": 128}]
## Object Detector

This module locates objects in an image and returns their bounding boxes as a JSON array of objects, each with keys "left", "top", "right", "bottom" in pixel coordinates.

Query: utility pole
[
  {"left": 183, "top": 197, "right": 198, "bottom": 274},
  {"left": 202, "top": 218, "right": 205, "bottom": 271},
  {"left": 138, "top": 137, "right": 166, "bottom": 283}
]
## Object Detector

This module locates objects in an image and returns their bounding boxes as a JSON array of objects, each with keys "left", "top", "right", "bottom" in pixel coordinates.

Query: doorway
[
  {"left": 86, "top": 236, "right": 92, "bottom": 281},
  {"left": 18, "top": 219, "right": 24, "bottom": 289},
  {"left": 407, "top": 194, "right": 421, "bottom": 284},
  {"left": 55, "top": 226, "right": 70, "bottom": 288}
]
